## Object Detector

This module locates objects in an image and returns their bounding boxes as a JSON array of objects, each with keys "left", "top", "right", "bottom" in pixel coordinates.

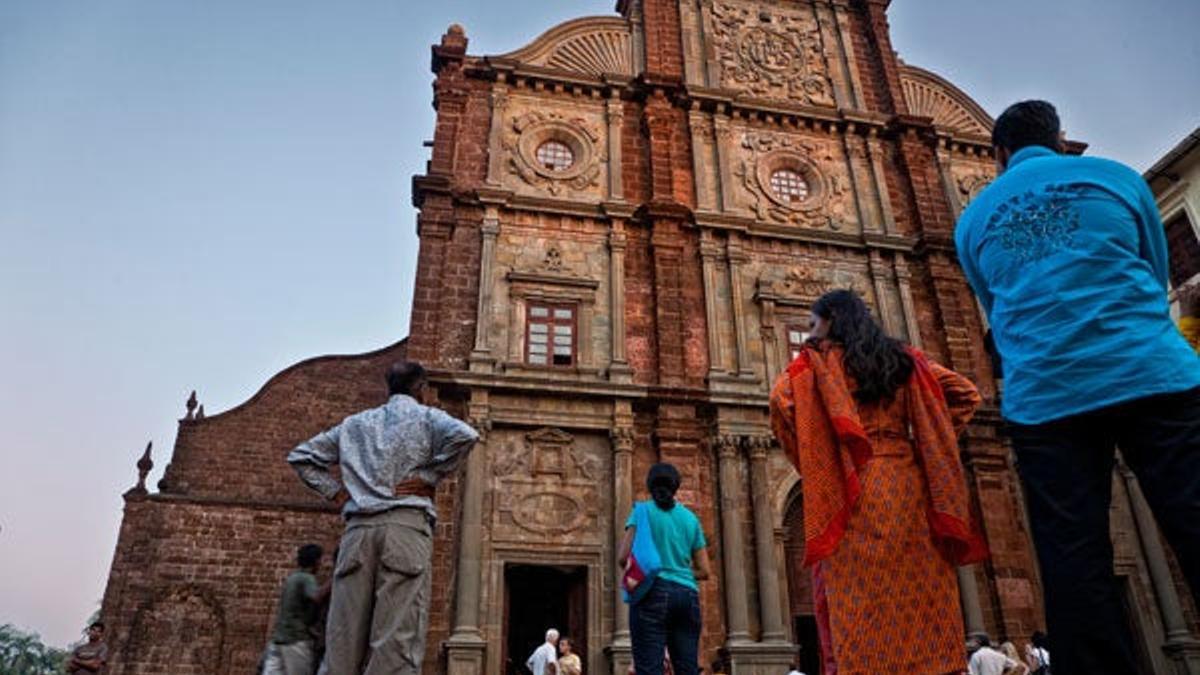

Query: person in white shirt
[
  {"left": 527, "top": 628, "right": 560, "bottom": 675},
  {"left": 967, "top": 633, "right": 1019, "bottom": 675},
  {"left": 786, "top": 661, "right": 805, "bottom": 675}
]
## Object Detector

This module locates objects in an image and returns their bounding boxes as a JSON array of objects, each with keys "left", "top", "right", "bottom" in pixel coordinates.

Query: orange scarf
[{"left": 770, "top": 343, "right": 988, "bottom": 567}]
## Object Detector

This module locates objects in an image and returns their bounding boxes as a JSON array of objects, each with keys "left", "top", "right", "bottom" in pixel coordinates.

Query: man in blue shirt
[{"left": 956, "top": 100, "right": 1200, "bottom": 675}]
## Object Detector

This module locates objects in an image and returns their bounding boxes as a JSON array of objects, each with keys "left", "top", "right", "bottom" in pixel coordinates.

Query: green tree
[{"left": 0, "top": 624, "right": 67, "bottom": 675}]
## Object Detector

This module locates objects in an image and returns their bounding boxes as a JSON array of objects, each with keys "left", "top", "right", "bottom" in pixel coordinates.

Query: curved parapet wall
[{"left": 156, "top": 338, "right": 407, "bottom": 504}]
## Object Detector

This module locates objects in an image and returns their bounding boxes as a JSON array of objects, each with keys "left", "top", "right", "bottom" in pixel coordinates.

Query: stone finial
[
  {"left": 432, "top": 23, "right": 468, "bottom": 72},
  {"left": 126, "top": 441, "right": 153, "bottom": 496},
  {"left": 196, "top": 404, "right": 206, "bottom": 420},
  {"left": 184, "top": 390, "right": 198, "bottom": 420}
]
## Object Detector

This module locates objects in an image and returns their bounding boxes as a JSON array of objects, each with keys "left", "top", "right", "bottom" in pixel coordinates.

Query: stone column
[
  {"left": 446, "top": 391, "right": 490, "bottom": 674},
  {"left": 748, "top": 437, "right": 788, "bottom": 642},
  {"left": 726, "top": 235, "right": 753, "bottom": 376},
  {"left": 716, "top": 434, "right": 752, "bottom": 644},
  {"left": 956, "top": 567, "right": 987, "bottom": 636},
  {"left": 1117, "top": 455, "right": 1200, "bottom": 674},
  {"left": 469, "top": 210, "right": 500, "bottom": 372},
  {"left": 700, "top": 231, "right": 726, "bottom": 378},
  {"left": 611, "top": 418, "right": 635, "bottom": 642},
  {"left": 608, "top": 219, "right": 632, "bottom": 382}
]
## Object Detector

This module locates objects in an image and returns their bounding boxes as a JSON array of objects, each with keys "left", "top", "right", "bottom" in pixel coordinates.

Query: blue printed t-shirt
[
  {"left": 625, "top": 500, "right": 707, "bottom": 591},
  {"left": 955, "top": 145, "right": 1200, "bottom": 424}
]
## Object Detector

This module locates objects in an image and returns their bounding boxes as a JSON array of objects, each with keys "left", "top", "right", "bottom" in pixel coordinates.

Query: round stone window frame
[
  {"left": 756, "top": 150, "right": 826, "bottom": 212},
  {"left": 518, "top": 121, "right": 596, "bottom": 183}
]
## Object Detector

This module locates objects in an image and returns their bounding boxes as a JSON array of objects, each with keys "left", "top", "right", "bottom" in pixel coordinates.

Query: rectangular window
[
  {"left": 526, "top": 302, "right": 576, "bottom": 367},
  {"left": 787, "top": 325, "right": 810, "bottom": 361}
]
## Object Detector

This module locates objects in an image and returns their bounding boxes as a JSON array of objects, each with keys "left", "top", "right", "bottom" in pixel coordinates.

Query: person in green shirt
[
  {"left": 263, "top": 543, "right": 327, "bottom": 675},
  {"left": 618, "top": 463, "right": 712, "bottom": 675}
]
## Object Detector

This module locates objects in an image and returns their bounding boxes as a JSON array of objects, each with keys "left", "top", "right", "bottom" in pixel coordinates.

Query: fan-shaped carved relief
[
  {"left": 710, "top": 1, "right": 834, "bottom": 106},
  {"left": 494, "top": 17, "right": 633, "bottom": 77},
  {"left": 733, "top": 130, "right": 855, "bottom": 229},
  {"left": 900, "top": 65, "right": 992, "bottom": 138},
  {"left": 503, "top": 109, "right": 605, "bottom": 197}
]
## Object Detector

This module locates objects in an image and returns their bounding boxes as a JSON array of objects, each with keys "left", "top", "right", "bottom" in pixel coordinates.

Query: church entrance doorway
[{"left": 503, "top": 563, "right": 588, "bottom": 675}]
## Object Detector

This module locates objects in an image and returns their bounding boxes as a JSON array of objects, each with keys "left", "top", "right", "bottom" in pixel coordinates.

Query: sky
[{"left": 1, "top": 0, "right": 1197, "bottom": 649}]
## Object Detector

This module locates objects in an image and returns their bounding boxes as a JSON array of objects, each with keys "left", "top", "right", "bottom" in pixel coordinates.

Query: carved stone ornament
[
  {"left": 955, "top": 171, "right": 993, "bottom": 208},
  {"left": 734, "top": 130, "right": 853, "bottom": 229},
  {"left": 504, "top": 110, "right": 604, "bottom": 196},
  {"left": 756, "top": 266, "right": 873, "bottom": 306},
  {"left": 710, "top": 0, "right": 835, "bottom": 107}
]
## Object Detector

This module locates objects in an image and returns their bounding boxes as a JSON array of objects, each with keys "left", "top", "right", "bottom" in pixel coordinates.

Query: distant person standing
[
  {"left": 288, "top": 361, "right": 479, "bottom": 674},
  {"left": 956, "top": 100, "right": 1200, "bottom": 674},
  {"left": 557, "top": 636, "right": 582, "bottom": 675},
  {"left": 66, "top": 622, "right": 107, "bottom": 674},
  {"left": 1024, "top": 632, "right": 1050, "bottom": 675},
  {"left": 967, "top": 634, "right": 1019, "bottom": 675},
  {"left": 619, "top": 464, "right": 712, "bottom": 675},
  {"left": 526, "top": 629, "right": 560, "bottom": 675},
  {"left": 263, "top": 544, "right": 327, "bottom": 675}
]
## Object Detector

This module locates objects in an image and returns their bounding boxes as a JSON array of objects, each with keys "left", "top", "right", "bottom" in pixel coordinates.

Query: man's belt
[{"left": 395, "top": 478, "right": 436, "bottom": 499}]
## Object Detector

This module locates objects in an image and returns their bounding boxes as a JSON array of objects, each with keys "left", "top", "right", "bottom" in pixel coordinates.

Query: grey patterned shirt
[{"left": 287, "top": 394, "right": 479, "bottom": 519}]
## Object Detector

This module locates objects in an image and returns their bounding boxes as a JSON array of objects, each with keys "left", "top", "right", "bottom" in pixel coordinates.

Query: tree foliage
[{"left": 0, "top": 624, "right": 68, "bottom": 675}]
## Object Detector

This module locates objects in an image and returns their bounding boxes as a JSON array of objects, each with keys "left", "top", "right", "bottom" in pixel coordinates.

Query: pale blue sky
[{"left": 1, "top": 0, "right": 1196, "bottom": 648}]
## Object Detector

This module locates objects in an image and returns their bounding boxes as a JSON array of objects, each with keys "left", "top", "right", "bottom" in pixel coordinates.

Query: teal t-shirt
[{"left": 625, "top": 500, "right": 707, "bottom": 591}]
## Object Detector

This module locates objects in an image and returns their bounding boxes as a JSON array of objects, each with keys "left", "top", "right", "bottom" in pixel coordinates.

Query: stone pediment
[
  {"left": 899, "top": 64, "right": 993, "bottom": 139},
  {"left": 492, "top": 17, "right": 634, "bottom": 78}
]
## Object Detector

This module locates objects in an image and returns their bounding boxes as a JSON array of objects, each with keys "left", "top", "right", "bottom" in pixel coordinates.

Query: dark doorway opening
[
  {"left": 503, "top": 564, "right": 588, "bottom": 675},
  {"left": 793, "top": 615, "right": 821, "bottom": 675}
]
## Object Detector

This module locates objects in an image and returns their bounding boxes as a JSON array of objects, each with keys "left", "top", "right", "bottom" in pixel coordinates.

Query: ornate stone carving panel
[
  {"left": 708, "top": 0, "right": 835, "bottom": 107},
  {"left": 950, "top": 161, "right": 995, "bottom": 213},
  {"left": 490, "top": 428, "right": 609, "bottom": 545},
  {"left": 500, "top": 98, "right": 608, "bottom": 201},
  {"left": 754, "top": 265, "right": 873, "bottom": 309},
  {"left": 731, "top": 128, "right": 858, "bottom": 231}
]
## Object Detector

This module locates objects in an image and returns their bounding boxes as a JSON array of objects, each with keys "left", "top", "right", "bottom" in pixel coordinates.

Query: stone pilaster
[
  {"left": 608, "top": 405, "right": 636, "bottom": 675},
  {"left": 727, "top": 234, "right": 753, "bottom": 376},
  {"left": 469, "top": 209, "right": 500, "bottom": 372},
  {"left": 606, "top": 96, "right": 624, "bottom": 201},
  {"left": 894, "top": 255, "right": 923, "bottom": 349},
  {"left": 716, "top": 434, "right": 752, "bottom": 644},
  {"left": 747, "top": 437, "right": 788, "bottom": 643},
  {"left": 445, "top": 390, "right": 490, "bottom": 675},
  {"left": 485, "top": 84, "right": 508, "bottom": 186},
  {"left": 1118, "top": 455, "right": 1200, "bottom": 674},
  {"left": 865, "top": 132, "right": 897, "bottom": 236},
  {"left": 608, "top": 217, "right": 632, "bottom": 383},
  {"left": 701, "top": 230, "right": 727, "bottom": 378}
]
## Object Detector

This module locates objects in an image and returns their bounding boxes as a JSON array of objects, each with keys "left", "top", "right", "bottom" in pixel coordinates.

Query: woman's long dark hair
[{"left": 811, "top": 289, "right": 913, "bottom": 403}]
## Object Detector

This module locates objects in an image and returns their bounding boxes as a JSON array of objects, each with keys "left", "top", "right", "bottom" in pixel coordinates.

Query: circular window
[
  {"left": 769, "top": 169, "right": 809, "bottom": 203},
  {"left": 535, "top": 140, "right": 575, "bottom": 172}
]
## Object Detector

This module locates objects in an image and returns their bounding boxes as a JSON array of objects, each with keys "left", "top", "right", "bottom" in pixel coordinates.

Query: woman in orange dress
[{"left": 769, "top": 290, "right": 987, "bottom": 675}]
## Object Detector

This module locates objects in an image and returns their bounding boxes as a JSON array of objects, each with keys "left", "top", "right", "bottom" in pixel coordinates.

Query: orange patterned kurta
[{"left": 770, "top": 346, "right": 983, "bottom": 675}]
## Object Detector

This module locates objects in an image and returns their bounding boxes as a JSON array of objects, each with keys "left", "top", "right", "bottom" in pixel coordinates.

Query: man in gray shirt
[{"left": 288, "top": 361, "right": 479, "bottom": 674}]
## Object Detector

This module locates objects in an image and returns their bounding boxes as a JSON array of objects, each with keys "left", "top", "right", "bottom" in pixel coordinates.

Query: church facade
[{"left": 98, "top": 2, "right": 1200, "bottom": 674}]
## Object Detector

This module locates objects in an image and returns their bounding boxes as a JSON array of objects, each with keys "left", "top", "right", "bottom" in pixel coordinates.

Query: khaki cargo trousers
[{"left": 317, "top": 507, "right": 432, "bottom": 675}]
